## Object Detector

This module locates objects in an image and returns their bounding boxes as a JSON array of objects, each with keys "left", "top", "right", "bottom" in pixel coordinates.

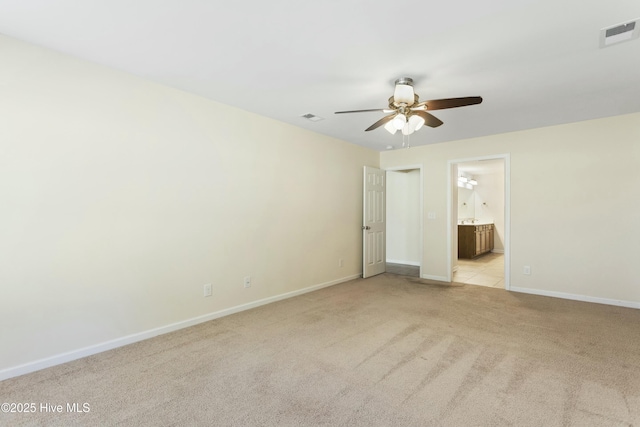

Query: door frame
[
  {"left": 385, "top": 164, "right": 424, "bottom": 279},
  {"left": 446, "top": 154, "right": 510, "bottom": 289}
]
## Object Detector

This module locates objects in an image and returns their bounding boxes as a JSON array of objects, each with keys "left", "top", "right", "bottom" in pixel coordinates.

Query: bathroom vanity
[{"left": 458, "top": 223, "right": 494, "bottom": 259}]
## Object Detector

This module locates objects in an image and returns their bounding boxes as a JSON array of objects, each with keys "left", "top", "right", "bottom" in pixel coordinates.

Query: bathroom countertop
[{"left": 458, "top": 221, "right": 494, "bottom": 226}]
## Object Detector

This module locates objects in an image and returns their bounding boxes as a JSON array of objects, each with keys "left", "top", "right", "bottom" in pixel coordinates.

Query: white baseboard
[
  {"left": 510, "top": 286, "right": 640, "bottom": 309},
  {"left": 491, "top": 249, "right": 505, "bottom": 254},
  {"left": 0, "top": 274, "right": 360, "bottom": 382},
  {"left": 386, "top": 259, "right": 421, "bottom": 266},
  {"left": 422, "top": 274, "right": 449, "bottom": 282}
]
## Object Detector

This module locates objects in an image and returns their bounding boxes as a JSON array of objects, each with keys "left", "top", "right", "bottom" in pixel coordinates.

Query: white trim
[
  {"left": 0, "top": 274, "right": 360, "bottom": 382},
  {"left": 386, "top": 259, "right": 420, "bottom": 266},
  {"left": 447, "top": 154, "right": 510, "bottom": 289},
  {"left": 510, "top": 286, "right": 640, "bottom": 310},
  {"left": 384, "top": 164, "right": 423, "bottom": 279},
  {"left": 385, "top": 164, "right": 423, "bottom": 171},
  {"left": 504, "top": 155, "right": 511, "bottom": 290},
  {"left": 491, "top": 249, "right": 505, "bottom": 254},
  {"left": 422, "top": 274, "right": 449, "bottom": 282},
  {"left": 446, "top": 163, "right": 454, "bottom": 282}
]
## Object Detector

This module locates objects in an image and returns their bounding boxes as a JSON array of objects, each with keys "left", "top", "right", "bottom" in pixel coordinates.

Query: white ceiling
[{"left": 1, "top": 1, "right": 639, "bottom": 151}]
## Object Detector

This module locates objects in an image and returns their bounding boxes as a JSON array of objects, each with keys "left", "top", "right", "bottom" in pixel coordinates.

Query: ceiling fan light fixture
[
  {"left": 393, "top": 84, "right": 415, "bottom": 106},
  {"left": 392, "top": 113, "right": 406, "bottom": 130},
  {"left": 384, "top": 121, "right": 398, "bottom": 134},
  {"left": 408, "top": 115, "right": 425, "bottom": 132},
  {"left": 334, "top": 76, "right": 482, "bottom": 140}
]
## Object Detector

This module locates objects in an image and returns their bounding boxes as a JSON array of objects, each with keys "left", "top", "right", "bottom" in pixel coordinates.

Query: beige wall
[
  {"left": 0, "top": 36, "right": 378, "bottom": 375},
  {"left": 381, "top": 113, "right": 640, "bottom": 306}
]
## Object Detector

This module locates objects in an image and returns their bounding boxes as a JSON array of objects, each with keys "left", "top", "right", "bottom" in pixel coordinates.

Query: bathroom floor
[{"left": 453, "top": 252, "right": 504, "bottom": 288}]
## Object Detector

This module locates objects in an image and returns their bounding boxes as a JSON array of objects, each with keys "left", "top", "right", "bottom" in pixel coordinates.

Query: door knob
[{"left": 362, "top": 226, "right": 371, "bottom": 230}]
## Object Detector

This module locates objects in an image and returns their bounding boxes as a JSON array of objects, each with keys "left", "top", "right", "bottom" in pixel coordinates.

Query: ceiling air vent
[
  {"left": 600, "top": 19, "right": 639, "bottom": 48},
  {"left": 300, "top": 113, "right": 324, "bottom": 122}
]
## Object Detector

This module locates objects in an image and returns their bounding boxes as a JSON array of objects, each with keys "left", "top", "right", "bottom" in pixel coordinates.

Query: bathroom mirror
[{"left": 458, "top": 187, "right": 475, "bottom": 221}]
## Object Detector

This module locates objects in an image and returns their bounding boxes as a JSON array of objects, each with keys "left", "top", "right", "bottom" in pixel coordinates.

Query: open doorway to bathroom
[
  {"left": 386, "top": 167, "right": 422, "bottom": 278},
  {"left": 451, "top": 158, "right": 507, "bottom": 289}
]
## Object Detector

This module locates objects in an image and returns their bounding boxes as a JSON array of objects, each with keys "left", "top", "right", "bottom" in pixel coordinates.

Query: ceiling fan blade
[
  {"left": 414, "top": 96, "right": 483, "bottom": 111},
  {"left": 365, "top": 113, "right": 396, "bottom": 131},
  {"left": 413, "top": 111, "right": 443, "bottom": 128},
  {"left": 335, "top": 108, "right": 388, "bottom": 114}
]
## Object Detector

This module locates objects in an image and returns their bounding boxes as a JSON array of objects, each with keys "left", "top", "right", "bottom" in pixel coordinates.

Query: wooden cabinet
[{"left": 458, "top": 224, "right": 494, "bottom": 259}]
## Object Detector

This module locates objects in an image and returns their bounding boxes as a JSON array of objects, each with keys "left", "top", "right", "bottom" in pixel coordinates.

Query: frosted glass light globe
[{"left": 392, "top": 113, "right": 406, "bottom": 130}]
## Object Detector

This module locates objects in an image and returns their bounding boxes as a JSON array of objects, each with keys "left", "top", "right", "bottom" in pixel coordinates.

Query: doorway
[
  {"left": 448, "top": 155, "right": 510, "bottom": 289},
  {"left": 386, "top": 166, "right": 423, "bottom": 278}
]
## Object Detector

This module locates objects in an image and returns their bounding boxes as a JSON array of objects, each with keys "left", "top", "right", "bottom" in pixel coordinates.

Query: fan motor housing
[
  {"left": 394, "top": 77, "right": 414, "bottom": 86},
  {"left": 389, "top": 94, "right": 419, "bottom": 108}
]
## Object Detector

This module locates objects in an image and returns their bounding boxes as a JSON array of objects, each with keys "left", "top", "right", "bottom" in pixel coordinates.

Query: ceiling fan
[{"left": 335, "top": 77, "right": 482, "bottom": 136}]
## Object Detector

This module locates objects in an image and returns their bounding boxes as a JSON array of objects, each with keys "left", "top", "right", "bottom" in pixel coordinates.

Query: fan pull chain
[{"left": 402, "top": 133, "right": 411, "bottom": 149}]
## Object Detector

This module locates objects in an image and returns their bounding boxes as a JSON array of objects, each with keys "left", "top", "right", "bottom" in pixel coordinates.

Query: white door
[{"left": 363, "top": 166, "right": 386, "bottom": 278}]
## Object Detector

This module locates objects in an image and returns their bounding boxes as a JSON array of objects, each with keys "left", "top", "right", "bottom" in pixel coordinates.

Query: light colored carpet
[{"left": 2, "top": 274, "right": 640, "bottom": 426}]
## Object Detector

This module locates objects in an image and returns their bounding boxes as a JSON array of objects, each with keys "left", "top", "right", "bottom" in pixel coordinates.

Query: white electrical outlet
[
  {"left": 339, "top": 259, "right": 344, "bottom": 268},
  {"left": 244, "top": 276, "right": 251, "bottom": 288},
  {"left": 523, "top": 266, "right": 531, "bottom": 275},
  {"left": 203, "top": 283, "right": 212, "bottom": 297}
]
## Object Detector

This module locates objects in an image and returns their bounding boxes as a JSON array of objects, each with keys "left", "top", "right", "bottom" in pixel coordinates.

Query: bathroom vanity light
[{"left": 458, "top": 175, "right": 478, "bottom": 188}]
